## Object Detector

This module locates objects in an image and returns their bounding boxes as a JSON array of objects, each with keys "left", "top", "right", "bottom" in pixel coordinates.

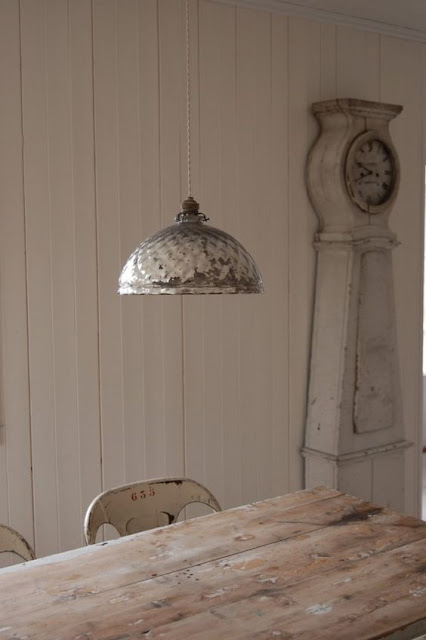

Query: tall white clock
[{"left": 303, "top": 98, "right": 411, "bottom": 512}]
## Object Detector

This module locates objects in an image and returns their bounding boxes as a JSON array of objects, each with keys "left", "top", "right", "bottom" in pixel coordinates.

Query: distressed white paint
[
  {"left": 0, "top": 524, "right": 34, "bottom": 562},
  {"left": 84, "top": 477, "right": 221, "bottom": 544},
  {"left": 0, "top": 0, "right": 423, "bottom": 562},
  {"left": 303, "top": 99, "right": 412, "bottom": 511}
]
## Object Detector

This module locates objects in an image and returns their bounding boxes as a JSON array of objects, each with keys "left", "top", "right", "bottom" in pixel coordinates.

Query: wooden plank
[
  {"left": 183, "top": 0, "right": 211, "bottom": 509},
  {"left": 0, "top": 0, "right": 34, "bottom": 559},
  {"left": 266, "top": 13, "right": 289, "bottom": 501},
  {"left": 320, "top": 22, "right": 337, "bottom": 100},
  {"left": 380, "top": 36, "right": 424, "bottom": 517},
  {"left": 44, "top": 0, "right": 81, "bottom": 554},
  {"left": 185, "top": 0, "right": 243, "bottom": 509},
  {"left": 137, "top": 0, "right": 166, "bottom": 479},
  {"left": 213, "top": 2, "right": 241, "bottom": 510},
  {"left": 235, "top": 6, "right": 290, "bottom": 504},
  {"left": 373, "top": 452, "right": 404, "bottom": 511},
  {"left": 68, "top": 0, "right": 102, "bottom": 535},
  {"left": 20, "top": 0, "right": 59, "bottom": 558},
  {"left": 287, "top": 17, "right": 320, "bottom": 491},
  {"left": 0, "top": 490, "right": 426, "bottom": 638},
  {"left": 0, "top": 487, "right": 342, "bottom": 601},
  {"left": 0, "top": 489, "right": 421, "bottom": 601},
  {"left": 235, "top": 6, "right": 259, "bottom": 503},
  {"left": 336, "top": 26, "right": 380, "bottom": 101},
  {"left": 339, "top": 459, "right": 373, "bottom": 503},
  {"left": 93, "top": 0, "right": 126, "bottom": 491},
  {"left": 116, "top": 0, "right": 145, "bottom": 483},
  {"left": 3, "top": 535, "right": 426, "bottom": 639},
  {"left": 157, "top": 0, "right": 184, "bottom": 477}
]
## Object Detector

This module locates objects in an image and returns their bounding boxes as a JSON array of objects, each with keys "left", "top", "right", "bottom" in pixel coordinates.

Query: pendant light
[{"left": 118, "top": 0, "right": 263, "bottom": 296}]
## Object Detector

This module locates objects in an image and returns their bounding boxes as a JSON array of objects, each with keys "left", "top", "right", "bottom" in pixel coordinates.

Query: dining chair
[
  {"left": 84, "top": 477, "right": 221, "bottom": 544},
  {"left": 0, "top": 524, "right": 35, "bottom": 562}
]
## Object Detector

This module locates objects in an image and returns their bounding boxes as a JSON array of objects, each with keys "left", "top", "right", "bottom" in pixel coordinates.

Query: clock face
[{"left": 346, "top": 135, "right": 397, "bottom": 212}]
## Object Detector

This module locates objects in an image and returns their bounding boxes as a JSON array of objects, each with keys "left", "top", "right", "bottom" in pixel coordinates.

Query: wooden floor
[{"left": 422, "top": 452, "right": 426, "bottom": 518}]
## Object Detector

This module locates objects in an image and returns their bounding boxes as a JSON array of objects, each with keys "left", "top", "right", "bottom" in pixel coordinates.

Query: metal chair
[
  {"left": 84, "top": 477, "right": 221, "bottom": 544},
  {"left": 0, "top": 524, "right": 35, "bottom": 562}
]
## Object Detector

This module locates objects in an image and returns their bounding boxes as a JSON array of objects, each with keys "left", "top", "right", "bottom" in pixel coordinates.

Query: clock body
[
  {"left": 345, "top": 131, "right": 399, "bottom": 215},
  {"left": 307, "top": 99, "right": 402, "bottom": 234}
]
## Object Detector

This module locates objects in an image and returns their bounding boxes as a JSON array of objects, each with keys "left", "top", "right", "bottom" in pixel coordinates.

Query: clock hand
[{"left": 355, "top": 162, "right": 374, "bottom": 180}]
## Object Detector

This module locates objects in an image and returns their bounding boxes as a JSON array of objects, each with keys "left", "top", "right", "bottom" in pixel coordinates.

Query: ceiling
[
  {"left": 219, "top": 0, "right": 426, "bottom": 41},
  {"left": 281, "top": 0, "right": 426, "bottom": 34}
]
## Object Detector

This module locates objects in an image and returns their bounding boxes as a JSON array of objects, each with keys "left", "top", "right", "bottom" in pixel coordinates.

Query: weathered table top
[{"left": 0, "top": 486, "right": 425, "bottom": 639}]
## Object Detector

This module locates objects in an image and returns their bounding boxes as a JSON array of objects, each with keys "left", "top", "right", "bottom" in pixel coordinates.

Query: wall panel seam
[{"left": 91, "top": 0, "right": 103, "bottom": 495}]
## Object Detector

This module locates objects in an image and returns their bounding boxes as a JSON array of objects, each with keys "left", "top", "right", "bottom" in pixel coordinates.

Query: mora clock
[{"left": 302, "top": 99, "right": 412, "bottom": 511}]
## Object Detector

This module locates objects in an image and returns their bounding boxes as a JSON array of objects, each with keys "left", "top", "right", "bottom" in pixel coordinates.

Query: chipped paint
[
  {"left": 230, "top": 557, "right": 266, "bottom": 571},
  {"left": 109, "top": 595, "right": 130, "bottom": 604},
  {"left": 84, "top": 478, "right": 221, "bottom": 544},
  {"left": 257, "top": 576, "right": 278, "bottom": 584},
  {"left": 2, "top": 489, "right": 426, "bottom": 638},
  {"left": 204, "top": 587, "right": 231, "bottom": 599},
  {"left": 306, "top": 604, "right": 333, "bottom": 615},
  {"left": 332, "top": 577, "right": 352, "bottom": 585}
]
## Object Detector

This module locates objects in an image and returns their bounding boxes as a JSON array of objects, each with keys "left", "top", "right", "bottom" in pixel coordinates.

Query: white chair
[
  {"left": 84, "top": 477, "right": 221, "bottom": 544},
  {"left": 0, "top": 524, "right": 35, "bottom": 562}
]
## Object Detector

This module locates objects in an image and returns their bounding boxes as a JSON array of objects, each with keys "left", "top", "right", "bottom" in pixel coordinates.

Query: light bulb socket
[{"left": 175, "top": 196, "right": 209, "bottom": 223}]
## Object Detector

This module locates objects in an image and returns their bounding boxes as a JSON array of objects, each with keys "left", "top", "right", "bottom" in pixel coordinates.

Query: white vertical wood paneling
[
  {"left": 116, "top": 0, "right": 145, "bottom": 483},
  {"left": 0, "top": 0, "right": 33, "bottom": 557},
  {"left": 336, "top": 26, "right": 380, "bottom": 100},
  {"left": 44, "top": 0, "right": 81, "bottom": 553},
  {"left": 185, "top": 1, "right": 243, "bottom": 508},
  {"left": 212, "top": 3, "right": 242, "bottom": 507},
  {"left": 69, "top": 0, "right": 101, "bottom": 529},
  {"left": 183, "top": 0, "right": 215, "bottom": 503},
  {"left": 93, "top": 0, "right": 126, "bottom": 491},
  {"left": 21, "top": 0, "right": 100, "bottom": 555},
  {"left": 268, "top": 14, "right": 290, "bottom": 500},
  {"left": 380, "top": 36, "right": 424, "bottom": 516},
  {"left": 185, "top": 1, "right": 290, "bottom": 509},
  {"left": 288, "top": 17, "right": 321, "bottom": 491},
  {"left": 157, "top": 0, "right": 184, "bottom": 476},
  {"left": 236, "top": 8, "right": 274, "bottom": 504},
  {"left": 0, "top": 1, "right": 423, "bottom": 562},
  {"left": 21, "top": 0, "right": 59, "bottom": 557},
  {"left": 320, "top": 23, "right": 337, "bottom": 100},
  {"left": 137, "top": 0, "right": 168, "bottom": 479}
]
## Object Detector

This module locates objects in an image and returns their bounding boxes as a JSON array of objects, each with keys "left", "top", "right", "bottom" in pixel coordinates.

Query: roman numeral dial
[{"left": 345, "top": 133, "right": 397, "bottom": 213}]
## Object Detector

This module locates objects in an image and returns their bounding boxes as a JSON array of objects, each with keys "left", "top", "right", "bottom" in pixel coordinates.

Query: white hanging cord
[{"left": 185, "top": 0, "right": 192, "bottom": 198}]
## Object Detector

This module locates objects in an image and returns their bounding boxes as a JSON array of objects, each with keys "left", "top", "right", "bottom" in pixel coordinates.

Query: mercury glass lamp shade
[{"left": 118, "top": 197, "right": 264, "bottom": 295}]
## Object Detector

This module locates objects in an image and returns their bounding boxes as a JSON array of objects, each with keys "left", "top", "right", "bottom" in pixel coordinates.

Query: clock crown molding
[{"left": 312, "top": 98, "right": 403, "bottom": 123}]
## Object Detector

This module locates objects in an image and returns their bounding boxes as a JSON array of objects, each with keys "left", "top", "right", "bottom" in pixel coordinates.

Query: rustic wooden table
[{"left": 0, "top": 486, "right": 425, "bottom": 639}]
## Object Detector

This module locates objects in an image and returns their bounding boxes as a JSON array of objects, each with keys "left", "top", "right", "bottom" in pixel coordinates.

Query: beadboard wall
[{"left": 0, "top": 0, "right": 424, "bottom": 559}]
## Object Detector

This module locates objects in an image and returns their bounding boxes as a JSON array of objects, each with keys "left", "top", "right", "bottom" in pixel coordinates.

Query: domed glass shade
[{"left": 118, "top": 197, "right": 263, "bottom": 295}]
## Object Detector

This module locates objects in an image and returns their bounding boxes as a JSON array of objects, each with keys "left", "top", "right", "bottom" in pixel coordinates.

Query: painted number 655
[{"left": 131, "top": 487, "right": 155, "bottom": 501}]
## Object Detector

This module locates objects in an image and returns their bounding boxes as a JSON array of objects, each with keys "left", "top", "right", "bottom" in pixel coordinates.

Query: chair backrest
[
  {"left": 84, "top": 477, "right": 221, "bottom": 544},
  {"left": 0, "top": 524, "right": 35, "bottom": 562}
]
